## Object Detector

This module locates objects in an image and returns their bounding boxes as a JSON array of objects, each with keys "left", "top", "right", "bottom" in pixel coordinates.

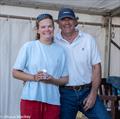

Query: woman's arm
[
  {"left": 12, "top": 69, "right": 69, "bottom": 85},
  {"left": 12, "top": 69, "right": 34, "bottom": 81},
  {"left": 47, "top": 75, "right": 69, "bottom": 86}
]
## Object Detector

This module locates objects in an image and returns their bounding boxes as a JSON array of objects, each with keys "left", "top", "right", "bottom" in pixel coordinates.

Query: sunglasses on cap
[{"left": 37, "top": 13, "right": 53, "bottom": 21}]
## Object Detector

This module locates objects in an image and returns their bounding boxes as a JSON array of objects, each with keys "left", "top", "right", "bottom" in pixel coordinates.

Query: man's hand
[{"left": 83, "top": 91, "right": 97, "bottom": 111}]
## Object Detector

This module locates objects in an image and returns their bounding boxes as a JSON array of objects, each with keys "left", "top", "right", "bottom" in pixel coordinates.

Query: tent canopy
[{"left": 0, "top": 0, "right": 120, "bottom": 17}]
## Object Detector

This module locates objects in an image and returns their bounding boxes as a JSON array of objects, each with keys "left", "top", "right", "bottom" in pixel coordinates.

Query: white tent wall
[
  {"left": 0, "top": 17, "right": 35, "bottom": 117},
  {"left": 110, "top": 17, "right": 120, "bottom": 76},
  {"left": 0, "top": 5, "right": 120, "bottom": 117}
]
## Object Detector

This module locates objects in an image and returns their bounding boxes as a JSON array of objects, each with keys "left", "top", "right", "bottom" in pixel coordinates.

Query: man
[{"left": 55, "top": 8, "right": 111, "bottom": 119}]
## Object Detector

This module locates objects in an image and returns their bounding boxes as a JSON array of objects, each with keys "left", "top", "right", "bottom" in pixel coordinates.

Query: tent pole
[
  {"left": 1, "top": 14, "right": 120, "bottom": 27},
  {"left": 104, "top": 16, "right": 112, "bottom": 77}
]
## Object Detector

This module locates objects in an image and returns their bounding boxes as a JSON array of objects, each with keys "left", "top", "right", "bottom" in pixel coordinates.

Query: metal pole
[
  {"left": 104, "top": 16, "right": 112, "bottom": 77},
  {"left": 1, "top": 14, "right": 120, "bottom": 27}
]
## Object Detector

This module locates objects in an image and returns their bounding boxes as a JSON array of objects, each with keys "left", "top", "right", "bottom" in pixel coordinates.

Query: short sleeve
[
  {"left": 61, "top": 49, "right": 68, "bottom": 77},
  {"left": 13, "top": 43, "right": 28, "bottom": 70},
  {"left": 91, "top": 38, "right": 101, "bottom": 65}
]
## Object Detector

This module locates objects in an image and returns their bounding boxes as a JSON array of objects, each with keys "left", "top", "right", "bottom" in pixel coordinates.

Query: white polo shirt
[
  {"left": 55, "top": 31, "right": 101, "bottom": 86},
  {"left": 13, "top": 40, "right": 68, "bottom": 105}
]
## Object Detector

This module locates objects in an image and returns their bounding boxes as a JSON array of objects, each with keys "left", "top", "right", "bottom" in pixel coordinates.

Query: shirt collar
[{"left": 58, "top": 29, "right": 82, "bottom": 44}]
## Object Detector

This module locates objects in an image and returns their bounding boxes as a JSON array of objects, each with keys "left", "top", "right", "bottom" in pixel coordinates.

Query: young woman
[{"left": 12, "top": 13, "right": 68, "bottom": 119}]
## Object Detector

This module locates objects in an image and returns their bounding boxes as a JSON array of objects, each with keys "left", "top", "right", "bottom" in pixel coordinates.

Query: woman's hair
[{"left": 35, "top": 13, "right": 54, "bottom": 40}]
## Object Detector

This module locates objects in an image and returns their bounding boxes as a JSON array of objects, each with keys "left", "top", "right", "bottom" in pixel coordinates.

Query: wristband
[{"left": 33, "top": 75, "right": 36, "bottom": 81}]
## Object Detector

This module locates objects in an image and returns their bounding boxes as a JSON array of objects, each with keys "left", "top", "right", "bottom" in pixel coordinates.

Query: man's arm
[
  {"left": 91, "top": 63, "right": 101, "bottom": 93},
  {"left": 83, "top": 63, "right": 101, "bottom": 111}
]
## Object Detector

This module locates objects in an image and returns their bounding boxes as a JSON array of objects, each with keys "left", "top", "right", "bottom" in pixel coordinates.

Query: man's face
[{"left": 58, "top": 17, "right": 77, "bottom": 35}]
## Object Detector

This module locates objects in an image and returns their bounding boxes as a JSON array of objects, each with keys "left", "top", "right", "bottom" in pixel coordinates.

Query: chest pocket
[{"left": 72, "top": 46, "right": 88, "bottom": 64}]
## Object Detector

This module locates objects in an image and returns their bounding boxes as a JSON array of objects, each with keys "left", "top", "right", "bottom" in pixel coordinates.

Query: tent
[{"left": 0, "top": 0, "right": 120, "bottom": 117}]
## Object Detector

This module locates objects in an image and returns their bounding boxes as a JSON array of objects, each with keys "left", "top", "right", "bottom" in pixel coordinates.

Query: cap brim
[{"left": 58, "top": 15, "right": 78, "bottom": 20}]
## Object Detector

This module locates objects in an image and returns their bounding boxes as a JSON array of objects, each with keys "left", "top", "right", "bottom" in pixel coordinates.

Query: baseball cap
[
  {"left": 58, "top": 8, "right": 78, "bottom": 20},
  {"left": 37, "top": 13, "right": 53, "bottom": 21}
]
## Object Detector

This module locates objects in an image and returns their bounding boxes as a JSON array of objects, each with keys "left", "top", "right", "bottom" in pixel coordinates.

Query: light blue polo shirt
[{"left": 13, "top": 40, "right": 68, "bottom": 105}]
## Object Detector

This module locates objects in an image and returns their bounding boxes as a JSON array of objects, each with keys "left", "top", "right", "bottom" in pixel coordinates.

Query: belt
[{"left": 61, "top": 83, "right": 91, "bottom": 91}]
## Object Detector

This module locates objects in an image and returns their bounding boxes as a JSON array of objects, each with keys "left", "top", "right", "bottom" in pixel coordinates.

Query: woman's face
[{"left": 37, "top": 18, "right": 54, "bottom": 42}]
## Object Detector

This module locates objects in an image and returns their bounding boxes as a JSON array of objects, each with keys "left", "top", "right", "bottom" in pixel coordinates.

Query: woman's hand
[
  {"left": 34, "top": 71, "right": 68, "bottom": 86},
  {"left": 34, "top": 71, "right": 49, "bottom": 81}
]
